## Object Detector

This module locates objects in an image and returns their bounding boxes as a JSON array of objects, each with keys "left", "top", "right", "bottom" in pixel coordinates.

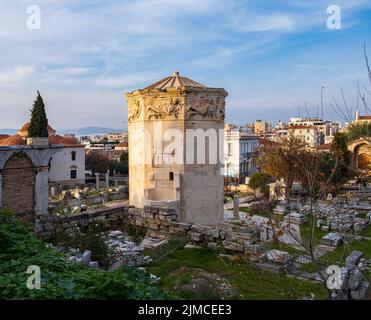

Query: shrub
[
  {"left": 0, "top": 210, "right": 165, "bottom": 300},
  {"left": 248, "top": 173, "right": 272, "bottom": 198},
  {"left": 127, "top": 224, "right": 147, "bottom": 245},
  {"left": 50, "top": 222, "right": 113, "bottom": 269}
]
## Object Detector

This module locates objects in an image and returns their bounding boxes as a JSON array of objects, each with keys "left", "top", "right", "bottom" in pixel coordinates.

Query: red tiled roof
[
  {"left": 0, "top": 134, "right": 10, "bottom": 144},
  {"left": 0, "top": 134, "right": 25, "bottom": 146},
  {"left": 49, "top": 135, "right": 84, "bottom": 147},
  {"left": 0, "top": 134, "right": 84, "bottom": 148},
  {"left": 359, "top": 115, "right": 371, "bottom": 120}
]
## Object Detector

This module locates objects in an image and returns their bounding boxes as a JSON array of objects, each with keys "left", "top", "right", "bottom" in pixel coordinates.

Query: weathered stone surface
[
  {"left": 284, "top": 212, "right": 308, "bottom": 225},
  {"left": 321, "top": 232, "right": 343, "bottom": 247},
  {"left": 348, "top": 269, "right": 363, "bottom": 290},
  {"left": 222, "top": 240, "right": 244, "bottom": 252},
  {"left": 127, "top": 73, "right": 226, "bottom": 225},
  {"left": 190, "top": 232, "right": 203, "bottom": 242},
  {"left": 346, "top": 251, "right": 364, "bottom": 268},
  {"left": 350, "top": 281, "right": 370, "bottom": 300},
  {"left": 338, "top": 267, "right": 351, "bottom": 291},
  {"left": 266, "top": 250, "right": 292, "bottom": 265}
]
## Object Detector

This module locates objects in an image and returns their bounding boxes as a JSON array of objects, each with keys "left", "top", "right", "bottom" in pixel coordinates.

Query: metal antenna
[{"left": 321, "top": 86, "right": 325, "bottom": 120}]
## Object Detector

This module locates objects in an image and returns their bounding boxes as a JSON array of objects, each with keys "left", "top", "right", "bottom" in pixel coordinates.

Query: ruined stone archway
[
  {"left": 358, "top": 153, "right": 371, "bottom": 171},
  {"left": 348, "top": 138, "right": 371, "bottom": 176},
  {"left": 2, "top": 152, "right": 36, "bottom": 214}
]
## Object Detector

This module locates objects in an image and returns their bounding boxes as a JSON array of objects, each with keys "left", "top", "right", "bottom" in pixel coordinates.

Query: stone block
[
  {"left": 222, "top": 240, "right": 244, "bottom": 252},
  {"left": 266, "top": 250, "right": 292, "bottom": 264},
  {"left": 190, "top": 232, "right": 203, "bottom": 242},
  {"left": 173, "top": 222, "right": 192, "bottom": 231},
  {"left": 346, "top": 251, "right": 364, "bottom": 268},
  {"left": 284, "top": 212, "right": 308, "bottom": 225},
  {"left": 348, "top": 269, "right": 363, "bottom": 290},
  {"left": 207, "top": 242, "right": 218, "bottom": 251},
  {"left": 350, "top": 281, "right": 369, "bottom": 300},
  {"left": 321, "top": 232, "right": 343, "bottom": 247}
]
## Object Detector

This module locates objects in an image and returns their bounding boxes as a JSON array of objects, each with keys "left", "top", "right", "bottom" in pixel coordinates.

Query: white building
[
  {"left": 0, "top": 122, "right": 85, "bottom": 186},
  {"left": 288, "top": 117, "right": 339, "bottom": 145},
  {"left": 48, "top": 145, "right": 85, "bottom": 185},
  {"left": 224, "top": 125, "right": 259, "bottom": 182},
  {"left": 105, "top": 132, "right": 128, "bottom": 143},
  {"left": 287, "top": 125, "right": 318, "bottom": 147}
]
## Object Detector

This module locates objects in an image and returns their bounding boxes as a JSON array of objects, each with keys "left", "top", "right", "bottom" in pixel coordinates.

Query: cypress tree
[{"left": 28, "top": 91, "right": 49, "bottom": 138}]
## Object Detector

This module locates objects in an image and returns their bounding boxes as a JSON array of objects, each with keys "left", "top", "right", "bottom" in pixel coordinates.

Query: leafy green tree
[
  {"left": 28, "top": 91, "right": 49, "bottom": 138},
  {"left": 248, "top": 172, "right": 272, "bottom": 198},
  {"left": 296, "top": 133, "right": 352, "bottom": 197},
  {"left": 86, "top": 151, "right": 109, "bottom": 174},
  {"left": 345, "top": 122, "right": 371, "bottom": 142},
  {"left": 259, "top": 137, "right": 307, "bottom": 197},
  {"left": 321, "top": 132, "right": 352, "bottom": 193},
  {"left": 109, "top": 151, "right": 128, "bottom": 175}
]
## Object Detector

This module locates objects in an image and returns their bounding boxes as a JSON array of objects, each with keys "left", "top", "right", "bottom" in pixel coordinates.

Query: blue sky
[{"left": 0, "top": 0, "right": 370, "bottom": 130}]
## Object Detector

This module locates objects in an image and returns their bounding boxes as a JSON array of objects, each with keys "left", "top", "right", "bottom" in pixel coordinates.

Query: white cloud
[
  {"left": 0, "top": 65, "right": 35, "bottom": 85},
  {"left": 95, "top": 72, "right": 162, "bottom": 89},
  {"left": 233, "top": 13, "right": 297, "bottom": 32}
]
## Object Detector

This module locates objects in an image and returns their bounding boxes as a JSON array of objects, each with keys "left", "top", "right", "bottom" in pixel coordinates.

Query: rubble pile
[
  {"left": 107, "top": 230, "right": 153, "bottom": 268},
  {"left": 273, "top": 199, "right": 371, "bottom": 234},
  {"left": 330, "top": 251, "right": 371, "bottom": 300},
  {"left": 65, "top": 248, "right": 99, "bottom": 268}
]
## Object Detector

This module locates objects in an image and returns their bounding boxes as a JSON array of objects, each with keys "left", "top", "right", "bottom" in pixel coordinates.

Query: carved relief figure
[
  {"left": 128, "top": 100, "right": 142, "bottom": 122},
  {"left": 147, "top": 98, "right": 182, "bottom": 120}
]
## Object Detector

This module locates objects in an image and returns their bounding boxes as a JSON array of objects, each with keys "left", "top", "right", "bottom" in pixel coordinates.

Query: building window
[
  {"left": 169, "top": 172, "right": 174, "bottom": 181},
  {"left": 228, "top": 143, "right": 233, "bottom": 156},
  {"left": 71, "top": 151, "right": 76, "bottom": 161},
  {"left": 70, "top": 169, "right": 77, "bottom": 179}
]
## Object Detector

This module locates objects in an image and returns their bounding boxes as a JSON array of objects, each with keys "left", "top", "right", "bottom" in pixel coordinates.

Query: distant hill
[
  {"left": 60, "top": 127, "right": 125, "bottom": 136},
  {"left": 0, "top": 129, "right": 17, "bottom": 135},
  {"left": 0, "top": 127, "right": 125, "bottom": 137}
]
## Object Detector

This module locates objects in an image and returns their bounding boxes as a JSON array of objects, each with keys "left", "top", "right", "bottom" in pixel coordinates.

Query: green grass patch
[
  {"left": 359, "top": 225, "right": 371, "bottom": 238},
  {"left": 300, "top": 219, "right": 327, "bottom": 246},
  {"left": 264, "top": 242, "right": 304, "bottom": 257},
  {"left": 147, "top": 247, "right": 328, "bottom": 300}
]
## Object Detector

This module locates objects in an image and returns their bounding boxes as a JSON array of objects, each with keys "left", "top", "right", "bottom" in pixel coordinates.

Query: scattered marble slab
[{"left": 321, "top": 232, "right": 343, "bottom": 247}]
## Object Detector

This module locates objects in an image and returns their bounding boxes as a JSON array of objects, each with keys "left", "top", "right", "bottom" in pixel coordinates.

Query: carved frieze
[
  {"left": 186, "top": 97, "right": 225, "bottom": 121},
  {"left": 128, "top": 95, "right": 225, "bottom": 122},
  {"left": 147, "top": 98, "right": 182, "bottom": 120}
]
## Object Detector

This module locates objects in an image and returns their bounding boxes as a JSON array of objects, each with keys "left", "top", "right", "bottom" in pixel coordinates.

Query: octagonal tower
[{"left": 125, "top": 72, "right": 228, "bottom": 224}]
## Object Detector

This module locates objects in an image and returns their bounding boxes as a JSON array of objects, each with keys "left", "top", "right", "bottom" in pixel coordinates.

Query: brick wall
[{"left": 2, "top": 153, "right": 35, "bottom": 214}]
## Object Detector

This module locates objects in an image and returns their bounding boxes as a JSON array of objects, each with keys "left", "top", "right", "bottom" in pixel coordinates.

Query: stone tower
[{"left": 125, "top": 72, "right": 228, "bottom": 224}]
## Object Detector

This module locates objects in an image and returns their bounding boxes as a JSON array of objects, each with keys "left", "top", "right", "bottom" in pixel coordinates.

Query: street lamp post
[{"left": 321, "top": 86, "right": 325, "bottom": 120}]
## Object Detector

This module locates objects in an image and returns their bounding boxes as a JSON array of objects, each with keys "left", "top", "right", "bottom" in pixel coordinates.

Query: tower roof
[{"left": 143, "top": 71, "right": 206, "bottom": 90}]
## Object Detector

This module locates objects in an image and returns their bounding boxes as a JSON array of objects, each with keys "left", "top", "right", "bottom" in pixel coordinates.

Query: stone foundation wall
[{"left": 35, "top": 205, "right": 260, "bottom": 255}]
